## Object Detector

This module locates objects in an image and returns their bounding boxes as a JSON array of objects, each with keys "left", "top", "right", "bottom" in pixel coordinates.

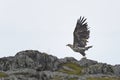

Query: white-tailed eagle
[{"left": 67, "top": 16, "right": 92, "bottom": 57}]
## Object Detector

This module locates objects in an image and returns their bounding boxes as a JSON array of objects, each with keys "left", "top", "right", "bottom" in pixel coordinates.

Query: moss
[
  {"left": 68, "top": 77, "right": 78, "bottom": 80},
  {"left": 51, "top": 75, "right": 78, "bottom": 80},
  {"left": 0, "top": 72, "right": 8, "bottom": 78},
  {"left": 13, "top": 72, "right": 29, "bottom": 75},
  {"left": 58, "top": 62, "right": 83, "bottom": 75},
  {"left": 50, "top": 75, "right": 62, "bottom": 80},
  {"left": 87, "top": 77, "right": 120, "bottom": 80}
]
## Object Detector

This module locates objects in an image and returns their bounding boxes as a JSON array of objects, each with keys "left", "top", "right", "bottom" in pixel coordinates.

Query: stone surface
[
  {"left": 78, "top": 57, "right": 98, "bottom": 67},
  {"left": 0, "top": 50, "right": 119, "bottom": 80}
]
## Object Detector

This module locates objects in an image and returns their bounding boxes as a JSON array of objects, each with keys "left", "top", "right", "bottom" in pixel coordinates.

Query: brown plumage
[{"left": 67, "top": 16, "right": 92, "bottom": 57}]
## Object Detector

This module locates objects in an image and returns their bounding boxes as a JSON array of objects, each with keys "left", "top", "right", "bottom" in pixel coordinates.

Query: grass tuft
[
  {"left": 0, "top": 72, "right": 8, "bottom": 78},
  {"left": 68, "top": 77, "right": 78, "bottom": 80},
  {"left": 87, "top": 77, "right": 120, "bottom": 80},
  {"left": 50, "top": 75, "right": 62, "bottom": 80},
  {"left": 58, "top": 62, "right": 83, "bottom": 75}
]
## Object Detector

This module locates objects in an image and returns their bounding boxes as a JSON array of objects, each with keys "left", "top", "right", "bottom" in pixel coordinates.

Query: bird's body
[
  {"left": 67, "top": 44, "right": 92, "bottom": 56},
  {"left": 67, "top": 17, "right": 92, "bottom": 57}
]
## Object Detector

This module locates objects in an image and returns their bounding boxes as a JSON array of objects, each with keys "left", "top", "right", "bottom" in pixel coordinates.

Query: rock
[
  {"left": 0, "top": 50, "right": 119, "bottom": 80},
  {"left": 59, "top": 57, "right": 77, "bottom": 63},
  {"left": 0, "top": 50, "right": 59, "bottom": 71},
  {"left": 79, "top": 58, "right": 98, "bottom": 67},
  {"left": 82, "top": 63, "right": 114, "bottom": 75},
  {"left": 113, "top": 65, "right": 120, "bottom": 75}
]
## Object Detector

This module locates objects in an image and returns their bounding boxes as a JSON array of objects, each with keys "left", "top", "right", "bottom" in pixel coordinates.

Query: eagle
[{"left": 67, "top": 16, "right": 92, "bottom": 57}]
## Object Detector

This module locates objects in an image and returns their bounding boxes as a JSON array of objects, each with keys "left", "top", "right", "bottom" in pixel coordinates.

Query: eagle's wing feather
[{"left": 73, "top": 17, "right": 90, "bottom": 47}]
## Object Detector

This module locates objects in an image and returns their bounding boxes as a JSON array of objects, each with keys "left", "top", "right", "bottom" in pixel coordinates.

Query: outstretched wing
[{"left": 73, "top": 16, "right": 90, "bottom": 47}]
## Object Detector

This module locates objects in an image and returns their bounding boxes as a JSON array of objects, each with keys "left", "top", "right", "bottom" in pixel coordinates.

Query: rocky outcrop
[
  {"left": 0, "top": 50, "right": 58, "bottom": 71},
  {"left": 0, "top": 50, "right": 120, "bottom": 80}
]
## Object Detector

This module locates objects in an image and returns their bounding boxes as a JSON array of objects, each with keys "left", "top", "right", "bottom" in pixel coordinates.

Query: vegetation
[
  {"left": 50, "top": 75, "right": 78, "bottom": 80},
  {"left": 58, "top": 62, "right": 83, "bottom": 75},
  {"left": 50, "top": 75, "right": 62, "bottom": 80},
  {"left": 0, "top": 72, "right": 8, "bottom": 78},
  {"left": 68, "top": 77, "right": 78, "bottom": 80},
  {"left": 13, "top": 72, "right": 29, "bottom": 75},
  {"left": 87, "top": 77, "right": 120, "bottom": 80}
]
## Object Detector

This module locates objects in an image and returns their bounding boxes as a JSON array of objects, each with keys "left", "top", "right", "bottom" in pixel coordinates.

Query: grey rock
[
  {"left": 79, "top": 57, "right": 98, "bottom": 67},
  {"left": 0, "top": 50, "right": 59, "bottom": 71},
  {"left": 113, "top": 65, "right": 120, "bottom": 75},
  {"left": 82, "top": 63, "right": 114, "bottom": 75},
  {"left": 0, "top": 50, "right": 120, "bottom": 80},
  {"left": 59, "top": 57, "right": 77, "bottom": 63}
]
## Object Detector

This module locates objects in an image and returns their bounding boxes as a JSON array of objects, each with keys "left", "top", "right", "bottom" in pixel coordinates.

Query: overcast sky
[{"left": 0, "top": 0, "right": 120, "bottom": 65}]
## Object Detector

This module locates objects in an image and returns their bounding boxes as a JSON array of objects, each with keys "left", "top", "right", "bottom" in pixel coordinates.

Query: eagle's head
[{"left": 66, "top": 44, "right": 73, "bottom": 49}]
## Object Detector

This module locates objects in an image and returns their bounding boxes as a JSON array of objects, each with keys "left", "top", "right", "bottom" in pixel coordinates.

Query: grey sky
[{"left": 0, "top": 0, "right": 120, "bottom": 64}]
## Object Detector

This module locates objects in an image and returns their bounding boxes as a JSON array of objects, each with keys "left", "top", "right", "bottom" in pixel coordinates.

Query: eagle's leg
[
  {"left": 80, "top": 52, "right": 85, "bottom": 56},
  {"left": 80, "top": 52, "right": 87, "bottom": 58}
]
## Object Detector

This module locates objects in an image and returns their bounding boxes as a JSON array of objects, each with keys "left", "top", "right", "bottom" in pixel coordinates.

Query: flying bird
[{"left": 67, "top": 16, "right": 92, "bottom": 57}]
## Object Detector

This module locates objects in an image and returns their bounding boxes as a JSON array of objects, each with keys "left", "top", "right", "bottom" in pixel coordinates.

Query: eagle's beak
[{"left": 66, "top": 44, "right": 68, "bottom": 46}]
